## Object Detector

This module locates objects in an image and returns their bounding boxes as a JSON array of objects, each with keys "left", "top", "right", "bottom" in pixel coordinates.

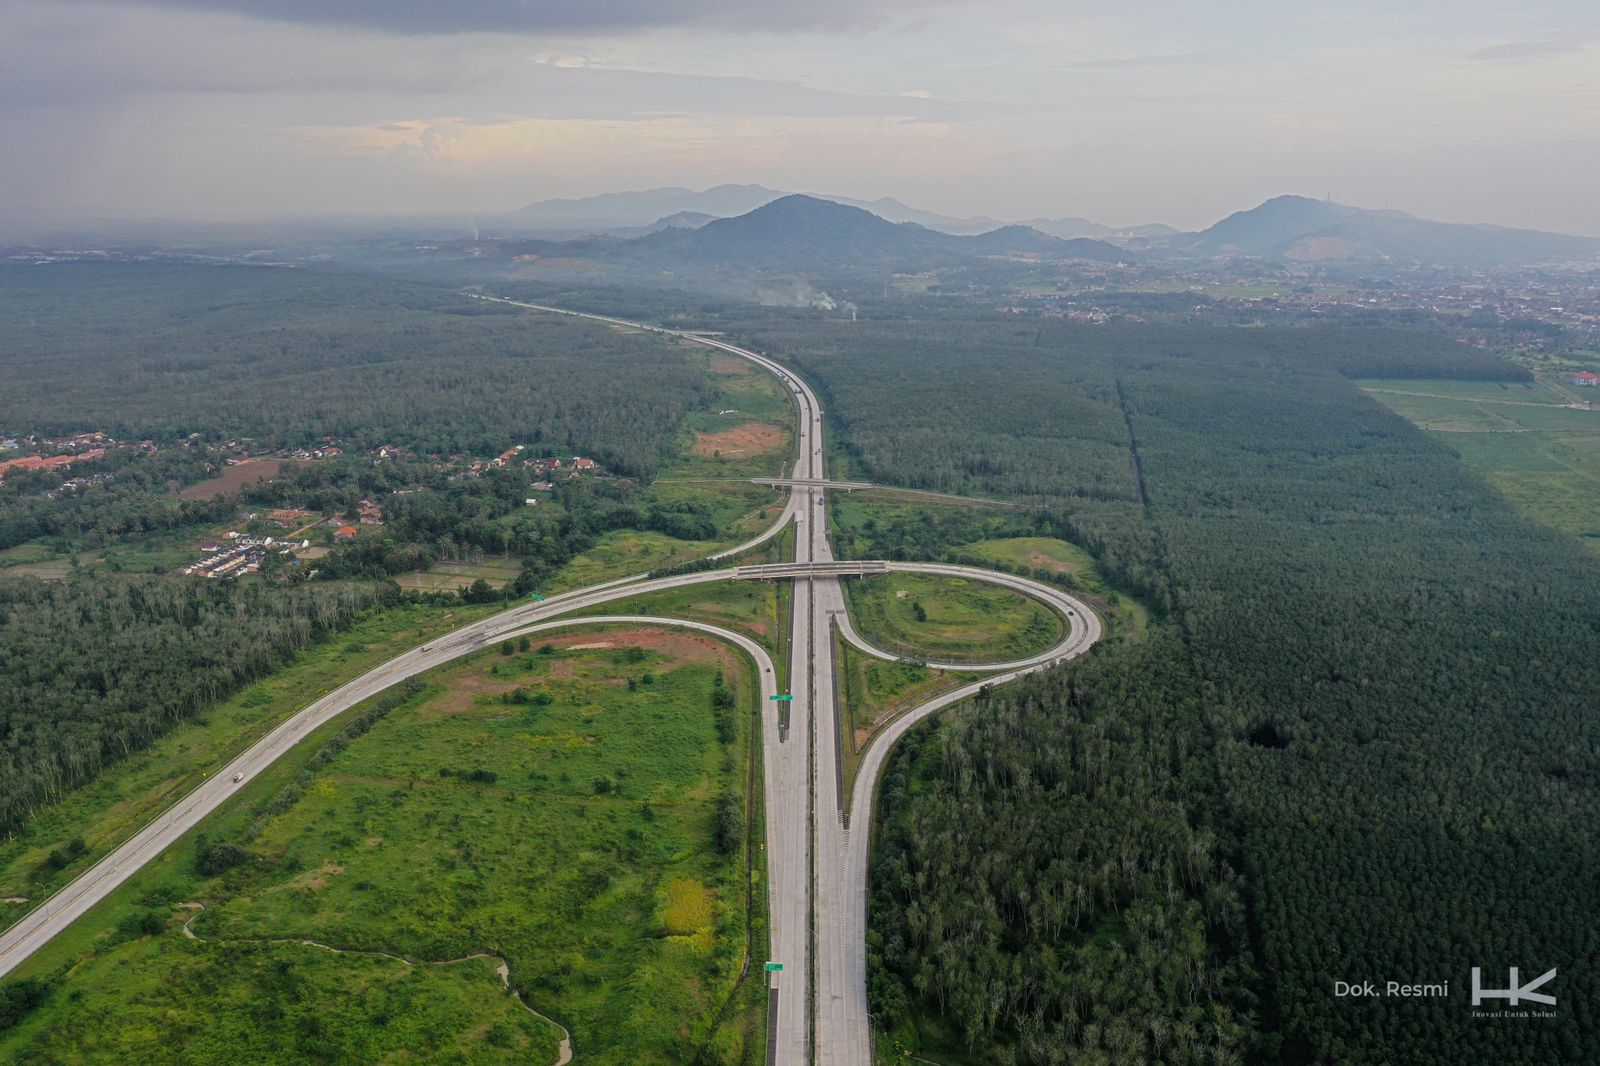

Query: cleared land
[
  {"left": 393, "top": 556, "right": 524, "bottom": 593},
  {"left": 177, "top": 460, "right": 303, "bottom": 501},
  {"left": 1359, "top": 379, "right": 1600, "bottom": 545},
  {"left": 843, "top": 571, "right": 1063, "bottom": 665},
  {"left": 0, "top": 627, "right": 768, "bottom": 1066}
]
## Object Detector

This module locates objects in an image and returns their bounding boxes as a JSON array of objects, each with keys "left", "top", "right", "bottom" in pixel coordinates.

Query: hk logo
[{"left": 1471, "top": 967, "right": 1557, "bottom": 1007}]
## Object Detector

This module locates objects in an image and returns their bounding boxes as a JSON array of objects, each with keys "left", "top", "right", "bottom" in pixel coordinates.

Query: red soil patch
[
  {"left": 706, "top": 352, "right": 753, "bottom": 375},
  {"left": 693, "top": 422, "right": 783, "bottom": 458},
  {"left": 178, "top": 459, "right": 305, "bottom": 500},
  {"left": 546, "top": 628, "right": 743, "bottom": 675}
]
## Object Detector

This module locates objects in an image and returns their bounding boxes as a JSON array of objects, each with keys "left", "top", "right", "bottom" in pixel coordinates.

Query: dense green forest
[
  {"left": 0, "top": 576, "right": 393, "bottom": 836},
  {"left": 0, "top": 449, "right": 229, "bottom": 551},
  {"left": 0, "top": 264, "right": 708, "bottom": 473},
  {"left": 732, "top": 314, "right": 1598, "bottom": 1063}
]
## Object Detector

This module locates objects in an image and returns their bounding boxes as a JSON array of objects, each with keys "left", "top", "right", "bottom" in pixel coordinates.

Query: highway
[{"left": 0, "top": 296, "right": 1101, "bottom": 1066}]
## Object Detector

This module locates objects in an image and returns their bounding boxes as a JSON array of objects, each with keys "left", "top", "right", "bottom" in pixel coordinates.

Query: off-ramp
[{"left": 0, "top": 298, "right": 1101, "bottom": 1066}]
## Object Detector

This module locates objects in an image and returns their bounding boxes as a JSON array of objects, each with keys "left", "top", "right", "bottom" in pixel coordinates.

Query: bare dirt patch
[
  {"left": 548, "top": 628, "right": 742, "bottom": 674},
  {"left": 707, "top": 352, "right": 753, "bottom": 376},
  {"left": 423, "top": 671, "right": 527, "bottom": 719},
  {"left": 692, "top": 421, "right": 783, "bottom": 458},
  {"left": 178, "top": 459, "right": 305, "bottom": 500}
]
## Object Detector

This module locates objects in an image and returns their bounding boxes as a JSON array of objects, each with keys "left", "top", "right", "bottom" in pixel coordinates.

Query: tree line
[{"left": 734, "top": 311, "right": 1598, "bottom": 1064}]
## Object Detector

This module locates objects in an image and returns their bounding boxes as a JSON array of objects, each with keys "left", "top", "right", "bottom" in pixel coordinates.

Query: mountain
[
  {"left": 602, "top": 211, "right": 717, "bottom": 239},
  {"left": 509, "top": 184, "right": 1161, "bottom": 242},
  {"left": 1186, "top": 195, "right": 1600, "bottom": 266},
  {"left": 514, "top": 184, "right": 783, "bottom": 230},
  {"left": 637, "top": 195, "right": 1126, "bottom": 271},
  {"left": 640, "top": 195, "right": 948, "bottom": 268}
]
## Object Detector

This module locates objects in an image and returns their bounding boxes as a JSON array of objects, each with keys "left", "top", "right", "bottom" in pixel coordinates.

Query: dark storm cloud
[{"left": 55, "top": 0, "right": 952, "bottom": 34}]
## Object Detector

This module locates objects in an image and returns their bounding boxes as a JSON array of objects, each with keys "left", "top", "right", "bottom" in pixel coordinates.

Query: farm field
[
  {"left": 393, "top": 556, "right": 524, "bottom": 593},
  {"left": 842, "top": 571, "right": 1062, "bottom": 665},
  {"left": 1359, "top": 381, "right": 1600, "bottom": 545},
  {"left": 177, "top": 459, "right": 306, "bottom": 501},
  {"left": 0, "top": 625, "right": 768, "bottom": 1066}
]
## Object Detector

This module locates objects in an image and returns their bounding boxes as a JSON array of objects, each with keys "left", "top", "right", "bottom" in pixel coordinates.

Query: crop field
[
  {"left": 1, "top": 626, "right": 768, "bottom": 1066},
  {"left": 1360, "top": 383, "right": 1600, "bottom": 546},
  {"left": 1354, "top": 378, "right": 1572, "bottom": 405},
  {"left": 393, "top": 556, "right": 525, "bottom": 593},
  {"left": 176, "top": 459, "right": 306, "bottom": 501},
  {"left": 843, "top": 571, "right": 1062, "bottom": 664},
  {"left": 0, "top": 603, "right": 503, "bottom": 921}
]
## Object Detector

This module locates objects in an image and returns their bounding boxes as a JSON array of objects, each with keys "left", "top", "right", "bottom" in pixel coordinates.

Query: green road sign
[
  {"left": 768, "top": 694, "right": 793, "bottom": 701},
  {"left": 529, "top": 593, "right": 545, "bottom": 601},
  {"left": 764, "top": 962, "right": 784, "bottom": 972}
]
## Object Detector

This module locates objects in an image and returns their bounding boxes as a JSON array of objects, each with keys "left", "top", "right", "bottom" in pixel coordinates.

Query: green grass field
[
  {"left": 956, "top": 536, "right": 1149, "bottom": 639},
  {"left": 583, "top": 580, "right": 785, "bottom": 654},
  {"left": 1354, "top": 378, "right": 1572, "bottom": 405},
  {"left": 1, "top": 626, "right": 768, "bottom": 1066},
  {"left": 834, "top": 638, "right": 973, "bottom": 798},
  {"left": 1360, "top": 381, "right": 1600, "bottom": 547},
  {"left": 1, "top": 935, "right": 555, "bottom": 1065},
  {"left": 0, "top": 602, "right": 505, "bottom": 915},
  {"left": 394, "top": 556, "right": 525, "bottom": 593},
  {"left": 843, "top": 571, "right": 1062, "bottom": 665}
]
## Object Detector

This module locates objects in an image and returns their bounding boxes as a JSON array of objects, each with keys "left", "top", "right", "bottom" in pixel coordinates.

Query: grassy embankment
[
  {"left": 842, "top": 571, "right": 1063, "bottom": 665},
  {"left": 955, "top": 535, "right": 1149, "bottom": 640}
]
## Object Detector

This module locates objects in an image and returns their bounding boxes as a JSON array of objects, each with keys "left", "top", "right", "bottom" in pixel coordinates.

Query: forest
[
  {"left": 732, "top": 313, "right": 1600, "bottom": 1064},
  {"left": 0, "top": 263, "right": 708, "bottom": 474},
  {"left": 0, "top": 576, "right": 394, "bottom": 837},
  {"left": 0, "top": 263, "right": 719, "bottom": 849}
]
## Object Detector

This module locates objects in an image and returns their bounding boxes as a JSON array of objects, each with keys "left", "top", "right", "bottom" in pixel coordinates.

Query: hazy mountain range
[
  {"left": 1181, "top": 195, "right": 1600, "bottom": 267},
  {"left": 501, "top": 185, "right": 1600, "bottom": 268},
  {"left": 496, "top": 195, "right": 1129, "bottom": 277},
  {"left": 509, "top": 183, "right": 1171, "bottom": 242}
]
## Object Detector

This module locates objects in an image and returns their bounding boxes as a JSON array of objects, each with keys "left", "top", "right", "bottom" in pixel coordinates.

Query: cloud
[
  {"left": 53, "top": 0, "right": 973, "bottom": 35},
  {"left": 1469, "top": 40, "right": 1585, "bottom": 62},
  {"left": 1065, "top": 52, "right": 1231, "bottom": 70}
]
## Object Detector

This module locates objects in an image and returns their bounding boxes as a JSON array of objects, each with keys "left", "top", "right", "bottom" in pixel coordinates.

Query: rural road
[{"left": 0, "top": 297, "right": 1101, "bottom": 1066}]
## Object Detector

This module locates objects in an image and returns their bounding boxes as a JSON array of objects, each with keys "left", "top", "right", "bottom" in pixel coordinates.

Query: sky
[{"left": 4, "top": 0, "right": 1600, "bottom": 234}]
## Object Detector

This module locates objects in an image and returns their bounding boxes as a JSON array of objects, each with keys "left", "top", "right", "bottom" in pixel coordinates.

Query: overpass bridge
[
  {"left": 735, "top": 560, "right": 889, "bottom": 581},
  {"left": 751, "top": 477, "right": 875, "bottom": 491}
]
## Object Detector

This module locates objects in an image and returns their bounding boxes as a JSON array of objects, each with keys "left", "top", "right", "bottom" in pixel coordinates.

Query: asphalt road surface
[{"left": 0, "top": 298, "right": 1101, "bottom": 1066}]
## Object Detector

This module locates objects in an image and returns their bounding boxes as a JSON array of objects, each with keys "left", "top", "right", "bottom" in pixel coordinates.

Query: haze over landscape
[
  {"left": 5, "top": 0, "right": 1600, "bottom": 234},
  {"left": 5, "top": 5, "right": 1600, "bottom": 1066}
]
